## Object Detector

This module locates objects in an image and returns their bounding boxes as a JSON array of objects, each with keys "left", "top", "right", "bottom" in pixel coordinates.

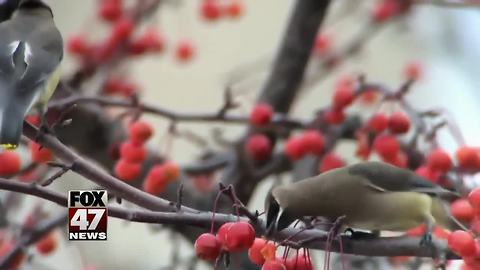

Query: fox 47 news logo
[{"left": 68, "top": 190, "right": 108, "bottom": 241}]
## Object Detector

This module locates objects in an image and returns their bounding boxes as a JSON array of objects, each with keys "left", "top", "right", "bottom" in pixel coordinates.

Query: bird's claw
[{"left": 420, "top": 232, "right": 433, "bottom": 247}]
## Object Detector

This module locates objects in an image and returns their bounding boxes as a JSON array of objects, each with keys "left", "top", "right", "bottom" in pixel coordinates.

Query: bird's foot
[
  {"left": 420, "top": 231, "right": 433, "bottom": 247},
  {"left": 344, "top": 228, "right": 379, "bottom": 240},
  {"left": 35, "top": 121, "right": 54, "bottom": 143},
  {"left": 34, "top": 110, "right": 56, "bottom": 142}
]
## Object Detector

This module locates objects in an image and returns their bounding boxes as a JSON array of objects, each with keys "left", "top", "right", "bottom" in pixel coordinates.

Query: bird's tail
[{"left": 0, "top": 102, "right": 24, "bottom": 149}]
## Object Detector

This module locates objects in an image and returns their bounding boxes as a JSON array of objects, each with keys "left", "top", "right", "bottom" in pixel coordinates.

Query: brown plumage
[{"left": 265, "top": 161, "right": 458, "bottom": 237}]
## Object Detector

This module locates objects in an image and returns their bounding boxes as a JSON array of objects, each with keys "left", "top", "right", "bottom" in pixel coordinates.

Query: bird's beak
[
  {"left": 265, "top": 193, "right": 296, "bottom": 235},
  {"left": 265, "top": 191, "right": 280, "bottom": 236}
]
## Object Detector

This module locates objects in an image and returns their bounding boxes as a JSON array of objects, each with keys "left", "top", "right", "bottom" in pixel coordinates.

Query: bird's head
[{"left": 265, "top": 189, "right": 296, "bottom": 236}]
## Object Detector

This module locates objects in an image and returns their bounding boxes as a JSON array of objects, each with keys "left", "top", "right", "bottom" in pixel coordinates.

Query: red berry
[
  {"left": 415, "top": 166, "right": 440, "bottom": 183},
  {"left": 25, "top": 115, "right": 40, "bottom": 127},
  {"left": 367, "top": 113, "right": 389, "bottom": 133},
  {"left": 388, "top": 112, "right": 410, "bottom": 134},
  {"left": 461, "top": 262, "right": 476, "bottom": 270},
  {"left": 373, "top": 135, "right": 400, "bottom": 160},
  {"left": 450, "top": 199, "right": 474, "bottom": 222},
  {"left": 95, "top": 38, "right": 118, "bottom": 63},
  {"left": 195, "top": 233, "right": 222, "bottom": 262},
  {"left": 313, "top": 33, "right": 331, "bottom": 56},
  {"left": 371, "top": 0, "right": 400, "bottom": 23},
  {"left": 143, "top": 167, "right": 168, "bottom": 195},
  {"left": 248, "top": 238, "right": 276, "bottom": 266},
  {"left": 103, "top": 76, "right": 123, "bottom": 94},
  {"left": 301, "top": 130, "right": 325, "bottom": 155},
  {"left": 332, "top": 84, "right": 354, "bottom": 108},
  {"left": 98, "top": 0, "right": 123, "bottom": 22},
  {"left": 175, "top": 40, "right": 195, "bottom": 62},
  {"left": 355, "top": 132, "right": 371, "bottom": 160},
  {"left": 383, "top": 151, "right": 407, "bottom": 168},
  {"left": 448, "top": 230, "right": 476, "bottom": 257},
  {"left": 217, "top": 222, "right": 235, "bottom": 248},
  {"left": 223, "top": 1, "right": 243, "bottom": 18},
  {"left": 433, "top": 227, "right": 450, "bottom": 240},
  {"left": 286, "top": 253, "right": 313, "bottom": 270},
  {"left": 114, "top": 159, "right": 141, "bottom": 181},
  {"left": 319, "top": 153, "right": 345, "bottom": 172},
  {"left": 111, "top": 17, "right": 134, "bottom": 42},
  {"left": 359, "top": 89, "right": 379, "bottom": 104},
  {"left": 224, "top": 222, "right": 256, "bottom": 252},
  {"left": 200, "top": 0, "right": 221, "bottom": 21},
  {"left": 250, "top": 103, "right": 273, "bottom": 127},
  {"left": 119, "top": 81, "right": 139, "bottom": 97},
  {"left": 404, "top": 61, "right": 422, "bottom": 81},
  {"left": 30, "top": 142, "right": 53, "bottom": 163},
  {"left": 406, "top": 224, "right": 426, "bottom": 237},
  {"left": 36, "top": 232, "right": 57, "bottom": 256},
  {"left": 128, "top": 121, "right": 154, "bottom": 144},
  {"left": 0, "top": 151, "right": 21, "bottom": 176},
  {"left": 468, "top": 187, "right": 480, "bottom": 209},
  {"left": 192, "top": 174, "right": 215, "bottom": 193},
  {"left": 162, "top": 161, "right": 180, "bottom": 182},
  {"left": 464, "top": 241, "right": 480, "bottom": 267},
  {"left": 262, "top": 260, "right": 286, "bottom": 270},
  {"left": 119, "top": 141, "right": 146, "bottom": 163},
  {"left": 245, "top": 134, "right": 272, "bottom": 162},
  {"left": 324, "top": 108, "right": 345, "bottom": 124},
  {"left": 67, "top": 34, "right": 90, "bottom": 56},
  {"left": 456, "top": 146, "right": 480, "bottom": 171},
  {"left": 129, "top": 28, "right": 165, "bottom": 54},
  {"left": 426, "top": 149, "right": 452, "bottom": 172},
  {"left": 284, "top": 136, "right": 307, "bottom": 161},
  {"left": 128, "top": 39, "right": 148, "bottom": 55},
  {"left": 0, "top": 241, "right": 25, "bottom": 269}
]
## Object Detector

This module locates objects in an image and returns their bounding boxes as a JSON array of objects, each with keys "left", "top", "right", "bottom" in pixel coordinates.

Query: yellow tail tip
[{"left": 1, "top": 144, "right": 18, "bottom": 150}]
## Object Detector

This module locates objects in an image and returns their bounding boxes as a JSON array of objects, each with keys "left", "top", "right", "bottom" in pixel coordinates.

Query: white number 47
[{"left": 71, "top": 209, "right": 105, "bottom": 230}]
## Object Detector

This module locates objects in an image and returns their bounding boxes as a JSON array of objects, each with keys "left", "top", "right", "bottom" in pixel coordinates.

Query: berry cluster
[
  {"left": 143, "top": 161, "right": 180, "bottom": 195},
  {"left": 195, "top": 223, "right": 314, "bottom": 270},
  {"left": 68, "top": 0, "right": 173, "bottom": 64},
  {"left": 113, "top": 120, "right": 181, "bottom": 194},
  {"left": 324, "top": 78, "right": 354, "bottom": 125},
  {"left": 194, "top": 221, "right": 255, "bottom": 262},
  {"left": 284, "top": 130, "right": 325, "bottom": 161},
  {"left": 114, "top": 121, "right": 152, "bottom": 181},
  {"left": 200, "top": 0, "right": 244, "bottom": 22},
  {"left": 245, "top": 103, "right": 274, "bottom": 163}
]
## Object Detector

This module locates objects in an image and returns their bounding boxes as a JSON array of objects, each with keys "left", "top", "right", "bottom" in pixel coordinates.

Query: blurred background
[{"left": 6, "top": 0, "right": 480, "bottom": 269}]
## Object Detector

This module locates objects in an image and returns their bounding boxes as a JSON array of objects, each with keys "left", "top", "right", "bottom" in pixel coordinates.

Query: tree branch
[{"left": 0, "top": 178, "right": 458, "bottom": 260}]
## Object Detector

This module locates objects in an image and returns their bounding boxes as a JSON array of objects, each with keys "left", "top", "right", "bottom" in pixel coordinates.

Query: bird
[
  {"left": 265, "top": 161, "right": 459, "bottom": 244},
  {"left": 0, "top": 0, "right": 63, "bottom": 149}
]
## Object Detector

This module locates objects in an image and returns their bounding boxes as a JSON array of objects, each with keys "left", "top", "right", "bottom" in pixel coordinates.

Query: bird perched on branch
[
  {"left": 265, "top": 161, "right": 459, "bottom": 244},
  {"left": 0, "top": 0, "right": 63, "bottom": 149}
]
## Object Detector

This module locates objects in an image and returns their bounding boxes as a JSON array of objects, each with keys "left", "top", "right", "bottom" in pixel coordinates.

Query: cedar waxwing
[
  {"left": 0, "top": 0, "right": 62, "bottom": 149},
  {"left": 265, "top": 161, "right": 458, "bottom": 243}
]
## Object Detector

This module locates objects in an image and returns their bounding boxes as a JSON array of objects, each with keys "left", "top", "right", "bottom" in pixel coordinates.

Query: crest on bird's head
[{"left": 17, "top": 0, "right": 52, "bottom": 16}]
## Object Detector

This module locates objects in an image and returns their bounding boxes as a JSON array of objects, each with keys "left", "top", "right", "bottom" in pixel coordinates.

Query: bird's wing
[
  {"left": 0, "top": 21, "right": 19, "bottom": 77},
  {"left": 17, "top": 22, "right": 63, "bottom": 89},
  {"left": 348, "top": 161, "right": 457, "bottom": 197}
]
